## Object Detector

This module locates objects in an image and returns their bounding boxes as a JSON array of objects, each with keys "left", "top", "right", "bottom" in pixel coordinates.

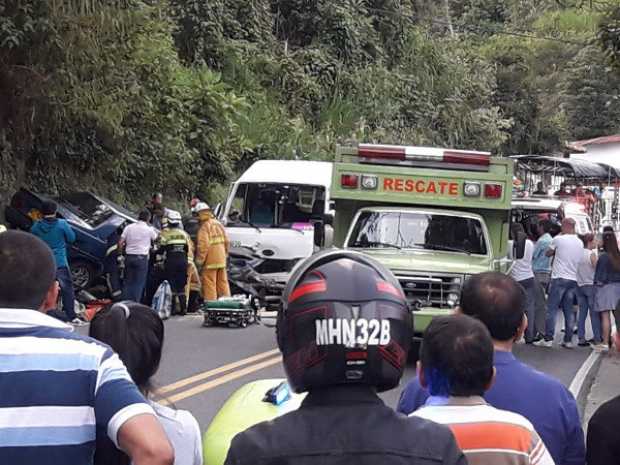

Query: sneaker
[
  {"left": 70, "top": 317, "right": 87, "bottom": 327},
  {"left": 561, "top": 341, "right": 574, "bottom": 349},
  {"left": 578, "top": 341, "right": 591, "bottom": 347},
  {"left": 592, "top": 343, "right": 610, "bottom": 353},
  {"left": 533, "top": 339, "right": 553, "bottom": 348}
]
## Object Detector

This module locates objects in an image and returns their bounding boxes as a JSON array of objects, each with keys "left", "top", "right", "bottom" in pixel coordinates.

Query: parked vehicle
[
  {"left": 328, "top": 144, "right": 517, "bottom": 356},
  {"left": 5, "top": 189, "right": 136, "bottom": 288},
  {"left": 511, "top": 197, "right": 594, "bottom": 238}
]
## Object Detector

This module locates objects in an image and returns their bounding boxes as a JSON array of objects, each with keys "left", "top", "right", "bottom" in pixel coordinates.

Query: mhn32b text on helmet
[{"left": 315, "top": 318, "right": 391, "bottom": 347}]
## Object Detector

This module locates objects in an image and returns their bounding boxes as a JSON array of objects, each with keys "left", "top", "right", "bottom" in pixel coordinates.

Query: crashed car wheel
[{"left": 71, "top": 261, "right": 95, "bottom": 290}]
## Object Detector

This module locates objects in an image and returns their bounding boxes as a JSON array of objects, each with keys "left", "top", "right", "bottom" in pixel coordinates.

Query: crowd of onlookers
[
  {"left": 509, "top": 216, "right": 620, "bottom": 352},
  {"left": 1, "top": 217, "right": 620, "bottom": 465}
]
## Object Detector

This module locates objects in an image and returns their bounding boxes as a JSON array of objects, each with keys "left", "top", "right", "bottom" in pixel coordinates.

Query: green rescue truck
[{"left": 330, "top": 144, "right": 515, "bottom": 353}]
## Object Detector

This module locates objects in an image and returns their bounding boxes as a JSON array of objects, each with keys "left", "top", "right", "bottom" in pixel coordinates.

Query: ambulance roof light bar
[{"left": 357, "top": 144, "right": 491, "bottom": 167}]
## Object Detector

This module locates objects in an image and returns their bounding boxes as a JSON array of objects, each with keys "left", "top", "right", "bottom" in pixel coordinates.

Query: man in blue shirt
[
  {"left": 0, "top": 230, "right": 173, "bottom": 465},
  {"left": 398, "top": 272, "right": 585, "bottom": 465},
  {"left": 531, "top": 219, "right": 554, "bottom": 338},
  {"left": 30, "top": 200, "right": 81, "bottom": 324}
]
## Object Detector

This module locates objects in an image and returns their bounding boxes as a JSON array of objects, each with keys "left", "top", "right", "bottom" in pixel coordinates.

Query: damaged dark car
[{"left": 5, "top": 188, "right": 136, "bottom": 289}]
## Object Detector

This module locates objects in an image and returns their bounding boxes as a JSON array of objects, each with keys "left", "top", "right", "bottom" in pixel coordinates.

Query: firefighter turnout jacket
[
  {"left": 195, "top": 211, "right": 229, "bottom": 270},
  {"left": 160, "top": 227, "right": 192, "bottom": 260}
]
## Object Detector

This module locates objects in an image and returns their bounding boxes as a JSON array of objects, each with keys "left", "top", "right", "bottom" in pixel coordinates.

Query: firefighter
[
  {"left": 104, "top": 223, "right": 125, "bottom": 301},
  {"left": 194, "top": 202, "right": 230, "bottom": 301},
  {"left": 160, "top": 210, "right": 192, "bottom": 315}
]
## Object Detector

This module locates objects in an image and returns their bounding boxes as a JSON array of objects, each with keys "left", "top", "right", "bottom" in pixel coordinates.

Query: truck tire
[{"left": 71, "top": 260, "right": 95, "bottom": 290}]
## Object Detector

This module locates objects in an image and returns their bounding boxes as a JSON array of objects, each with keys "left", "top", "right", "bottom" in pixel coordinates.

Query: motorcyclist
[
  {"left": 160, "top": 210, "right": 193, "bottom": 315},
  {"left": 195, "top": 202, "right": 230, "bottom": 301},
  {"left": 225, "top": 250, "right": 466, "bottom": 465}
]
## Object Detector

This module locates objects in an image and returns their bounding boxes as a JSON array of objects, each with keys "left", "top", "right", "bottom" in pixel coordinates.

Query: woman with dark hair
[
  {"left": 576, "top": 233, "right": 600, "bottom": 347},
  {"left": 90, "top": 302, "right": 202, "bottom": 465},
  {"left": 593, "top": 232, "right": 620, "bottom": 351}
]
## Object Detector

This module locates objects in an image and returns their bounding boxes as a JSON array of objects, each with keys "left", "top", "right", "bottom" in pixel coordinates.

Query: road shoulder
[{"left": 583, "top": 352, "right": 620, "bottom": 430}]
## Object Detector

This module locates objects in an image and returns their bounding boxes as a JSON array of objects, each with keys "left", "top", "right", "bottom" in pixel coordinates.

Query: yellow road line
[
  {"left": 159, "top": 356, "right": 282, "bottom": 405},
  {"left": 156, "top": 348, "right": 279, "bottom": 395}
]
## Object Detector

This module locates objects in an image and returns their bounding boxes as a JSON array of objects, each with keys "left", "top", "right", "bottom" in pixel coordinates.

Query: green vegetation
[{"left": 1, "top": 0, "right": 619, "bottom": 205}]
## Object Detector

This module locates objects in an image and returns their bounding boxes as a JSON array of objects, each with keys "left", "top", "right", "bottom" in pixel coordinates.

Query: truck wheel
[
  {"left": 408, "top": 339, "right": 422, "bottom": 365},
  {"left": 71, "top": 261, "right": 95, "bottom": 290}
]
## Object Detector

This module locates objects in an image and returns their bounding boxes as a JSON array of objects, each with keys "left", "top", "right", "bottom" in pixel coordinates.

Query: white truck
[{"left": 220, "top": 160, "right": 333, "bottom": 307}]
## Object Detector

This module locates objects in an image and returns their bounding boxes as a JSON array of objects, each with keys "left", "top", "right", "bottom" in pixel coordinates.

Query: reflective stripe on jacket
[{"left": 160, "top": 228, "right": 193, "bottom": 261}]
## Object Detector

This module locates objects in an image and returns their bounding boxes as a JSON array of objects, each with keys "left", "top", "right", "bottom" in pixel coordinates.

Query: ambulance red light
[
  {"left": 358, "top": 144, "right": 406, "bottom": 160},
  {"left": 357, "top": 144, "right": 490, "bottom": 167},
  {"left": 444, "top": 150, "right": 490, "bottom": 166},
  {"left": 484, "top": 184, "right": 503, "bottom": 199},
  {"left": 341, "top": 174, "right": 359, "bottom": 189}
]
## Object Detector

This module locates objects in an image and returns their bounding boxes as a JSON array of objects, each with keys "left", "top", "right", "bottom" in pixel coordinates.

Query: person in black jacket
[
  {"left": 225, "top": 250, "right": 466, "bottom": 465},
  {"left": 587, "top": 393, "right": 620, "bottom": 465}
]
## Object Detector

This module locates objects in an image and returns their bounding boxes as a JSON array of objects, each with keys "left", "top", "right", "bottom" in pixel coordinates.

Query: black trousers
[{"left": 165, "top": 253, "right": 188, "bottom": 315}]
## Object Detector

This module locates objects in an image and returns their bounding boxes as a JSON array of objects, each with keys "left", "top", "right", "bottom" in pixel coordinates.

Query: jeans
[
  {"left": 545, "top": 278, "right": 577, "bottom": 343},
  {"left": 122, "top": 255, "right": 149, "bottom": 303},
  {"left": 519, "top": 278, "right": 538, "bottom": 342},
  {"left": 534, "top": 271, "right": 551, "bottom": 292},
  {"left": 56, "top": 267, "right": 76, "bottom": 320},
  {"left": 576, "top": 285, "right": 601, "bottom": 343},
  {"left": 532, "top": 278, "right": 547, "bottom": 336}
]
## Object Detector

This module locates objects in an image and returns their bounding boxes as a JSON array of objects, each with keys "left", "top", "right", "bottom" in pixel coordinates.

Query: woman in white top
[
  {"left": 510, "top": 223, "right": 537, "bottom": 343},
  {"left": 90, "top": 302, "right": 203, "bottom": 465},
  {"left": 576, "top": 233, "right": 600, "bottom": 348}
]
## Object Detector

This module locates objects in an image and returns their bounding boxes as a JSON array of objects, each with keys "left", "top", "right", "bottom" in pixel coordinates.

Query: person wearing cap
[
  {"left": 225, "top": 250, "right": 466, "bottom": 465},
  {"left": 159, "top": 211, "right": 193, "bottom": 315},
  {"left": 194, "top": 202, "right": 230, "bottom": 301}
]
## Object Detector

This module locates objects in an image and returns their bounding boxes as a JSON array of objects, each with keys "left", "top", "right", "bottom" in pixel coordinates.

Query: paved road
[{"left": 146, "top": 313, "right": 592, "bottom": 432}]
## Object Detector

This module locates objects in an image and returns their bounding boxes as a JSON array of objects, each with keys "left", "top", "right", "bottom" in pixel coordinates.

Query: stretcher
[{"left": 201, "top": 295, "right": 257, "bottom": 328}]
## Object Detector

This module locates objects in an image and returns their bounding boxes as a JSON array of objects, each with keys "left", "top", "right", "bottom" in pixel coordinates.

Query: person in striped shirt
[
  {"left": 411, "top": 314, "right": 555, "bottom": 465},
  {"left": 0, "top": 231, "right": 174, "bottom": 465}
]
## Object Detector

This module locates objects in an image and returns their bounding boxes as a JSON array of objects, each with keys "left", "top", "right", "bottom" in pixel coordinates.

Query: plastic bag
[{"left": 152, "top": 280, "right": 172, "bottom": 320}]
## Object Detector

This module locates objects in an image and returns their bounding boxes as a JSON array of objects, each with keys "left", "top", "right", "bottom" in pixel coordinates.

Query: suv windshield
[
  {"left": 227, "top": 183, "right": 325, "bottom": 228},
  {"left": 348, "top": 211, "right": 488, "bottom": 255}
]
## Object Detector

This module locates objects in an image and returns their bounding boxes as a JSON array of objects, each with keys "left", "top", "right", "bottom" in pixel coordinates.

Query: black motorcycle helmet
[{"left": 278, "top": 250, "right": 413, "bottom": 394}]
